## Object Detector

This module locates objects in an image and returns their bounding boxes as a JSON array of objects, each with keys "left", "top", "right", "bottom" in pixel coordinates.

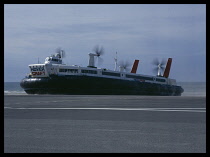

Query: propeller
[
  {"left": 92, "top": 45, "right": 104, "bottom": 65},
  {"left": 119, "top": 60, "right": 131, "bottom": 72},
  {"left": 93, "top": 45, "right": 104, "bottom": 56},
  {"left": 152, "top": 58, "right": 166, "bottom": 76},
  {"left": 55, "top": 47, "right": 66, "bottom": 58}
]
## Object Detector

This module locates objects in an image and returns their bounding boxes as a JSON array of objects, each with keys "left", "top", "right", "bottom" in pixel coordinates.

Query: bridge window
[
  {"left": 59, "top": 69, "right": 67, "bottom": 72},
  {"left": 59, "top": 69, "right": 78, "bottom": 73},
  {"left": 52, "top": 59, "right": 58, "bottom": 62}
]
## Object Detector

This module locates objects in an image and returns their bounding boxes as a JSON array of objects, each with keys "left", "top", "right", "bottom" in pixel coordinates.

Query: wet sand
[{"left": 4, "top": 95, "right": 206, "bottom": 153}]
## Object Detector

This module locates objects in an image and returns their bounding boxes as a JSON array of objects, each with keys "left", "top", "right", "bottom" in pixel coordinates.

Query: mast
[{"left": 114, "top": 52, "right": 118, "bottom": 71}]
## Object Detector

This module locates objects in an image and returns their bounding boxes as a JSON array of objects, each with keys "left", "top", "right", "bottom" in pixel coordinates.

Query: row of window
[
  {"left": 102, "top": 71, "right": 121, "bottom": 77},
  {"left": 59, "top": 69, "right": 121, "bottom": 77},
  {"left": 59, "top": 69, "right": 78, "bottom": 73},
  {"left": 58, "top": 68, "right": 165, "bottom": 82},
  {"left": 126, "top": 74, "right": 166, "bottom": 82},
  {"left": 59, "top": 69, "right": 98, "bottom": 74},
  {"left": 156, "top": 78, "right": 166, "bottom": 82},
  {"left": 126, "top": 74, "right": 153, "bottom": 81},
  {"left": 81, "top": 70, "right": 97, "bottom": 74}
]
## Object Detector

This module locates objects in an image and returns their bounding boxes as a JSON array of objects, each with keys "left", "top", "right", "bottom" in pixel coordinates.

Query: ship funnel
[
  {"left": 130, "top": 60, "right": 139, "bottom": 74},
  {"left": 163, "top": 58, "right": 172, "bottom": 78}
]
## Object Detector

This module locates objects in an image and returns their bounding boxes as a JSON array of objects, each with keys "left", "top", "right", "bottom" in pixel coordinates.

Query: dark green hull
[{"left": 20, "top": 75, "right": 184, "bottom": 96}]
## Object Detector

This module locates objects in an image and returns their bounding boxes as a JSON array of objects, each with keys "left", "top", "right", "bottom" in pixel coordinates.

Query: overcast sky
[{"left": 4, "top": 4, "right": 206, "bottom": 82}]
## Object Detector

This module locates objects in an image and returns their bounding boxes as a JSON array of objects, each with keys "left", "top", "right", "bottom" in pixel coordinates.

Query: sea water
[
  {"left": 177, "top": 82, "right": 206, "bottom": 97},
  {"left": 4, "top": 82, "right": 26, "bottom": 95},
  {"left": 4, "top": 82, "right": 206, "bottom": 96}
]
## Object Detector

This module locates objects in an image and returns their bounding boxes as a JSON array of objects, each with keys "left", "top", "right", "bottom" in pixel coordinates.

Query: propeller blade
[
  {"left": 152, "top": 58, "right": 167, "bottom": 76},
  {"left": 93, "top": 45, "right": 99, "bottom": 54},
  {"left": 93, "top": 45, "right": 105, "bottom": 56},
  {"left": 152, "top": 67, "right": 159, "bottom": 74},
  {"left": 160, "top": 65, "right": 165, "bottom": 70},
  {"left": 152, "top": 58, "right": 159, "bottom": 65},
  {"left": 125, "top": 60, "right": 131, "bottom": 68},
  {"left": 118, "top": 60, "right": 125, "bottom": 68},
  {"left": 97, "top": 56, "right": 104, "bottom": 66},
  {"left": 160, "top": 58, "right": 166, "bottom": 66},
  {"left": 99, "top": 46, "right": 104, "bottom": 56},
  {"left": 125, "top": 67, "right": 131, "bottom": 72},
  {"left": 119, "top": 60, "right": 131, "bottom": 69},
  {"left": 55, "top": 47, "right": 61, "bottom": 53}
]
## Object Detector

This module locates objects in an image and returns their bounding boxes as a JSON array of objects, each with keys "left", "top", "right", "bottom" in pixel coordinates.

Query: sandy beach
[{"left": 4, "top": 95, "right": 206, "bottom": 153}]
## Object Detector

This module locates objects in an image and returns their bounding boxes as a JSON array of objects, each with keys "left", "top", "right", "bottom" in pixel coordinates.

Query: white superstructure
[{"left": 27, "top": 50, "right": 177, "bottom": 86}]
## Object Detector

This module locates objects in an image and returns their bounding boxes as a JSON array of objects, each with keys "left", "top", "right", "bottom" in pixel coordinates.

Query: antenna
[{"left": 114, "top": 51, "right": 118, "bottom": 71}]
